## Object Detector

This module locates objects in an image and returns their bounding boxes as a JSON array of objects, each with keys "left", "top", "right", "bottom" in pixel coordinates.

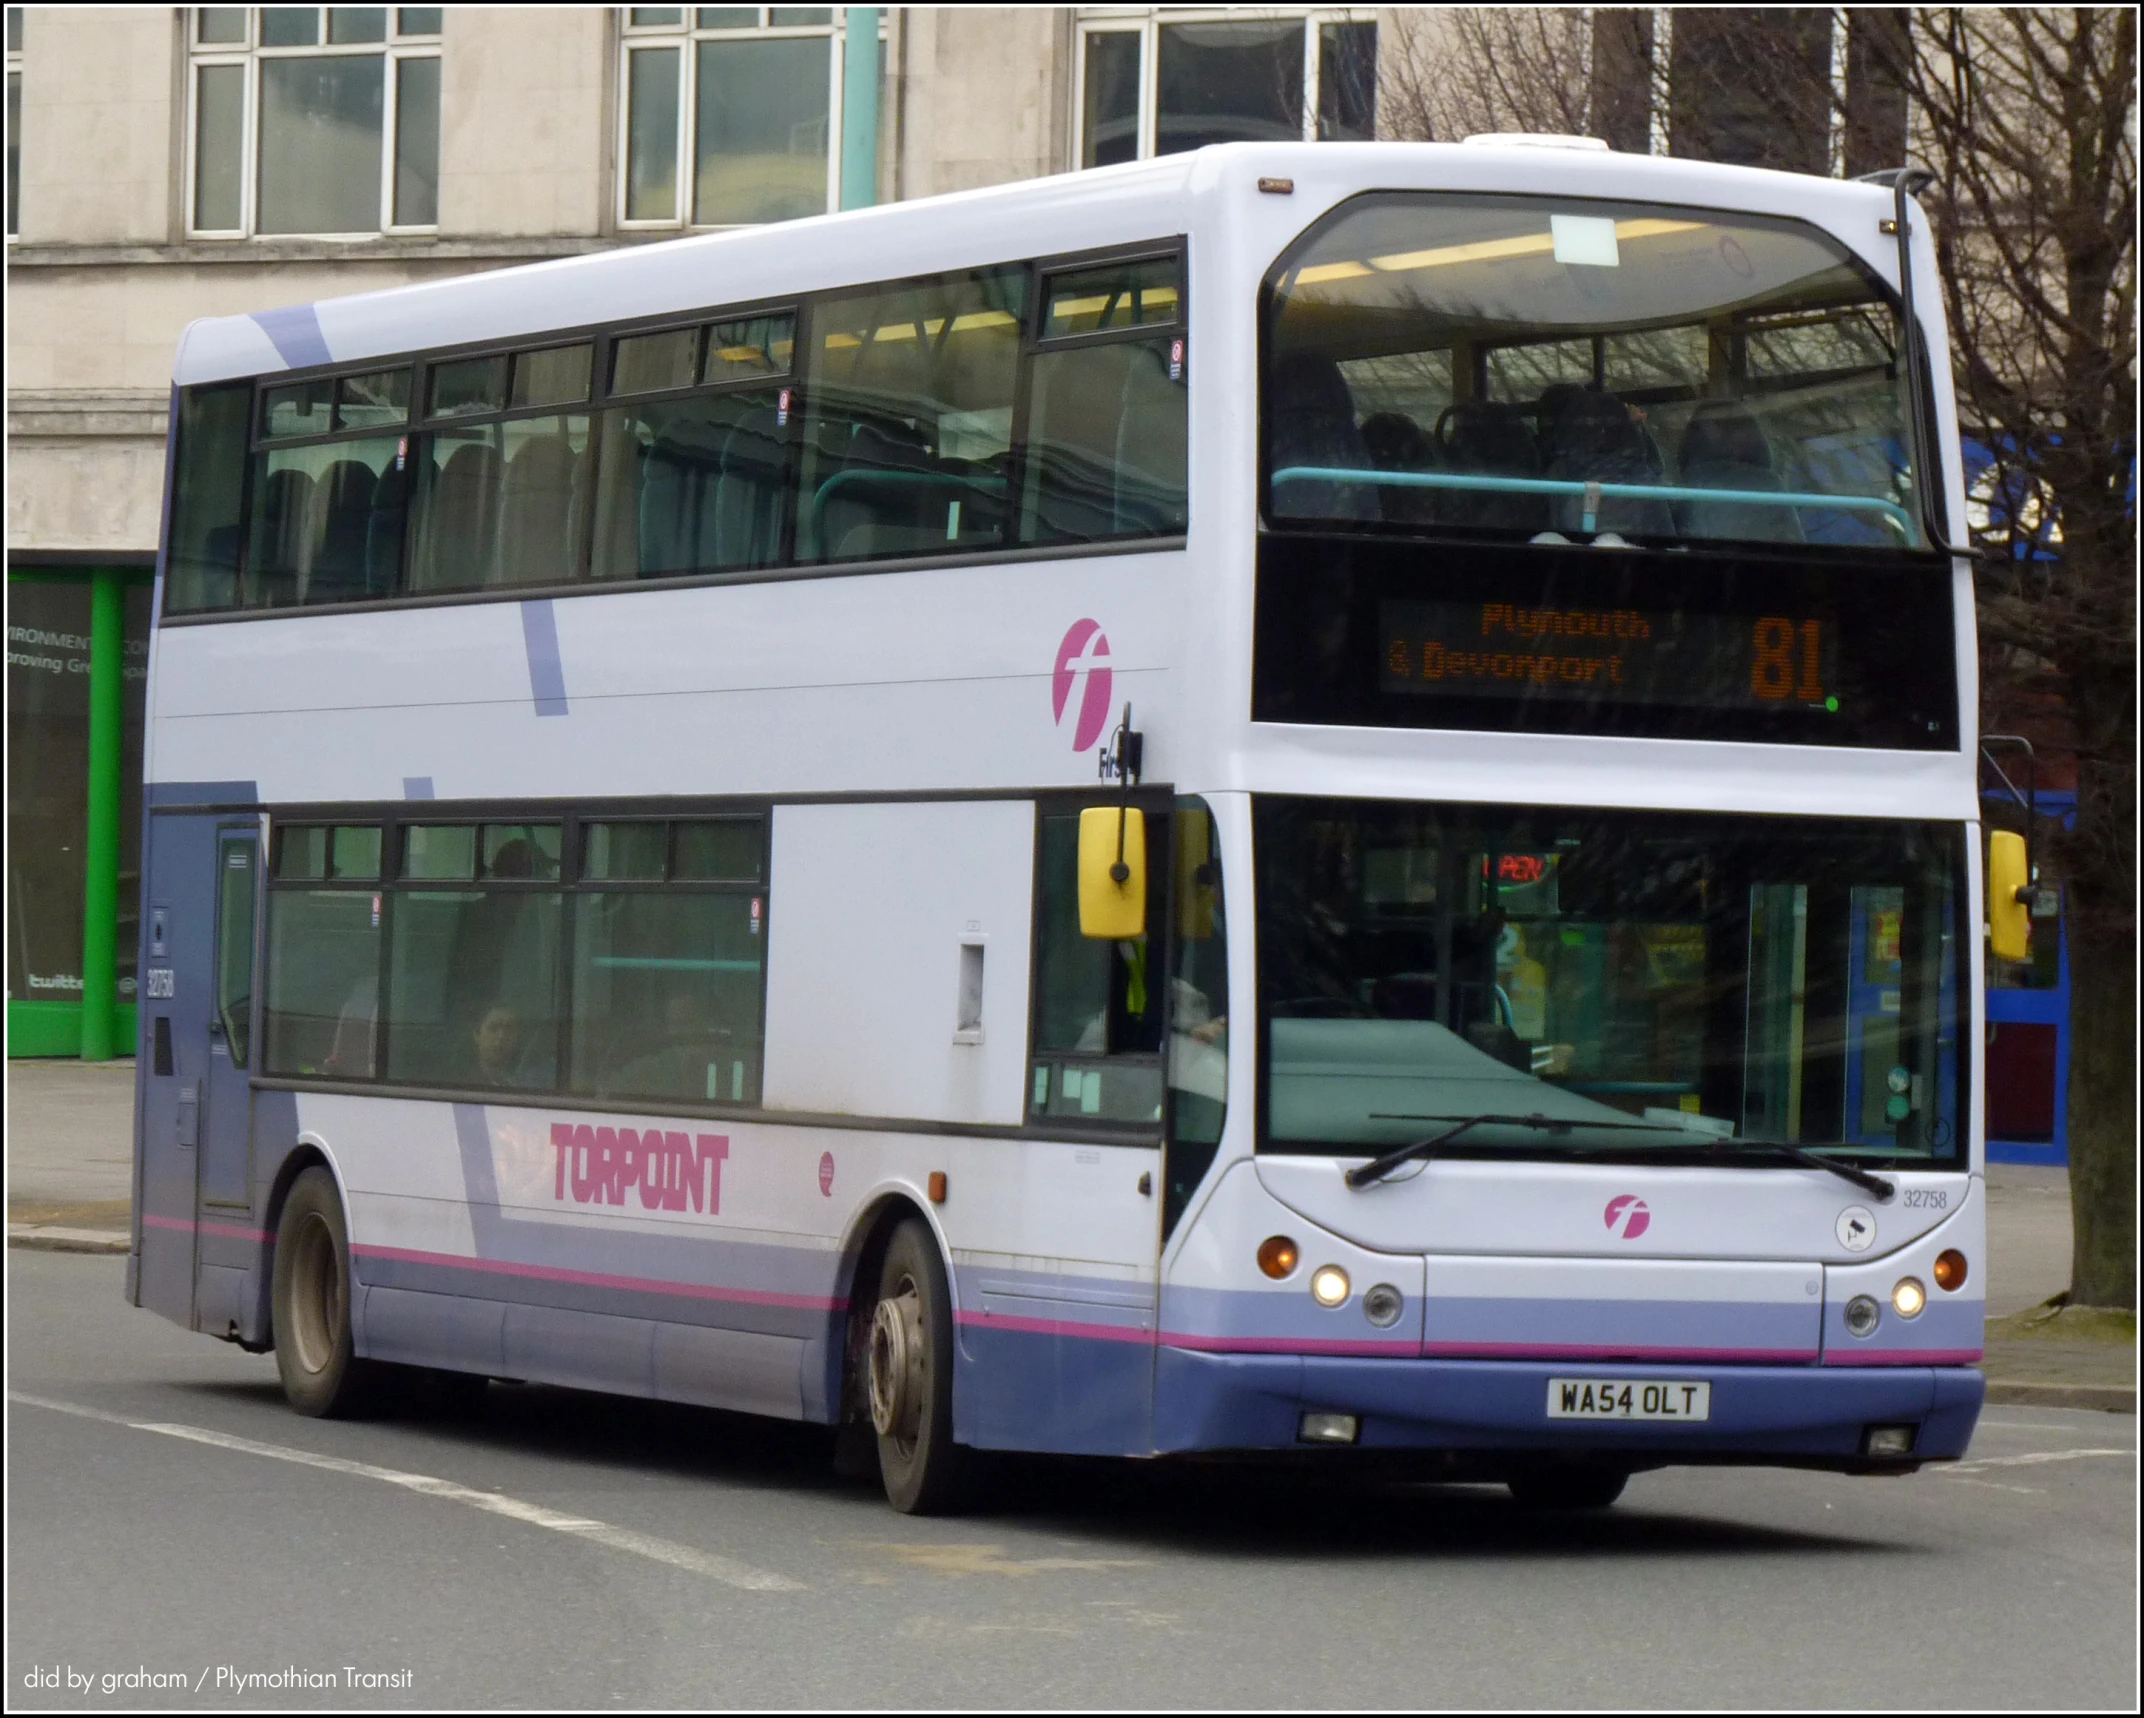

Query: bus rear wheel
[
  {"left": 866, "top": 1218, "right": 969, "bottom": 1515},
  {"left": 1507, "top": 1464, "right": 1629, "bottom": 1510},
  {"left": 272, "top": 1167, "right": 382, "bottom": 1418}
]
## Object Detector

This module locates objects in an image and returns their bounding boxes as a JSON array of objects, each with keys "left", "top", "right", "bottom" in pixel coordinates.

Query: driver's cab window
[{"left": 1030, "top": 807, "right": 1165, "bottom": 1125}]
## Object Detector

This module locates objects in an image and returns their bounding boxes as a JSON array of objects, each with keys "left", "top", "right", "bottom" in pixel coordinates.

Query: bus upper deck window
[
  {"left": 261, "top": 378, "right": 333, "bottom": 440},
  {"left": 165, "top": 383, "right": 251, "bottom": 612},
  {"left": 335, "top": 368, "right": 411, "bottom": 431},
  {"left": 427, "top": 354, "right": 508, "bottom": 419},
  {"left": 402, "top": 824, "right": 477, "bottom": 880},
  {"left": 1044, "top": 257, "right": 1180, "bottom": 337},
  {"left": 1022, "top": 253, "right": 1187, "bottom": 546},
  {"left": 702, "top": 314, "right": 795, "bottom": 386},
  {"left": 512, "top": 344, "right": 593, "bottom": 411},
  {"left": 1264, "top": 192, "right": 1922, "bottom": 551},
  {"left": 612, "top": 327, "right": 700, "bottom": 396}
]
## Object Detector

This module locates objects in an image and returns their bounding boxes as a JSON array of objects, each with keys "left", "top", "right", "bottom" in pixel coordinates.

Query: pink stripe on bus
[
  {"left": 1420, "top": 1340, "right": 1818, "bottom": 1363},
  {"left": 350, "top": 1241, "right": 844, "bottom": 1311},
  {"left": 141, "top": 1213, "right": 273, "bottom": 1243}
]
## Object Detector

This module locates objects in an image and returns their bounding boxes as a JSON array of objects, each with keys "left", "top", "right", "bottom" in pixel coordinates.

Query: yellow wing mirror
[
  {"left": 1987, "top": 829, "right": 2030, "bottom": 963},
  {"left": 1079, "top": 807, "right": 1146, "bottom": 939}
]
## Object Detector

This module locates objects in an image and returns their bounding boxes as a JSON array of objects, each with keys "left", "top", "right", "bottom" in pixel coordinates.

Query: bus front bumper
[{"left": 1154, "top": 1349, "right": 1985, "bottom": 1468}]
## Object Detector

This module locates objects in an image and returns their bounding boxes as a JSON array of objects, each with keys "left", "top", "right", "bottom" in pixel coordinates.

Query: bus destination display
[{"left": 1378, "top": 600, "right": 1841, "bottom": 713}]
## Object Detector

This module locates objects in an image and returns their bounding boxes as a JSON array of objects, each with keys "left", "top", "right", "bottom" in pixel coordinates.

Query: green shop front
[{"left": 6, "top": 555, "right": 155, "bottom": 1059}]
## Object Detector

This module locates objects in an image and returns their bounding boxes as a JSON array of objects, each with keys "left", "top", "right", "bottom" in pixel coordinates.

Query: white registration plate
[{"left": 1547, "top": 1378, "right": 1711, "bottom": 1422}]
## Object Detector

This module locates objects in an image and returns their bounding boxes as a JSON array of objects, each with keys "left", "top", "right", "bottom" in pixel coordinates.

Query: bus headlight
[
  {"left": 1933, "top": 1249, "right": 1968, "bottom": 1292},
  {"left": 1891, "top": 1277, "right": 1926, "bottom": 1318},
  {"left": 1256, "top": 1236, "right": 1299, "bottom": 1279},
  {"left": 1844, "top": 1295, "right": 1881, "bottom": 1338},
  {"left": 1310, "top": 1265, "right": 1351, "bottom": 1307}
]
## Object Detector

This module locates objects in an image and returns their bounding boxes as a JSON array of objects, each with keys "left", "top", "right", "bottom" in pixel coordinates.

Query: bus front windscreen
[
  {"left": 1254, "top": 798, "right": 1965, "bottom": 1170},
  {"left": 1264, "top": 193, "right": 1926, "bottom": 551}
]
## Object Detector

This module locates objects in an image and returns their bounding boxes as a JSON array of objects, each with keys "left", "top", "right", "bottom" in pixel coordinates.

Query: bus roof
[{"left": 171, "top": 141, "right": 1909, "bottom": 388}]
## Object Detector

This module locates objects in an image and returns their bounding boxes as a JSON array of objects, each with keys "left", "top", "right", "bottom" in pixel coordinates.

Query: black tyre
[
  {"left": 271, "top": 1167, "right": 383, "bottom": 1417},
  {"left": 866, "top": 1218, "right": 969, "bottom": 1514},
  {"left": 1507, "top": 1464, "right": 1629, "bottom": 1511}
]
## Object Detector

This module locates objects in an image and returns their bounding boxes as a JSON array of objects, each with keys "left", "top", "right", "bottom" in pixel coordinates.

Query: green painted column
[
  {"left": 78, "top": 566, "right": 126, "bottom": 1061},
  {"left": 840, "top": 8, "right": 881, "bottom": 211}
]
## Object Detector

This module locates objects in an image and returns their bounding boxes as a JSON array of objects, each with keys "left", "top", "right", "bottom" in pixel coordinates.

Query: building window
[
  {"left": 619, "top": 7, "right": 877, "bottom": 230},
  {"left": 187, "top": 7, "right": 442, "bottom": 238},
  {"left": 7, "top": 6, "right": 22, "bottom": 239},
  {"left": 1076, "top": 8, "right": 1377, "bottom": 168}
]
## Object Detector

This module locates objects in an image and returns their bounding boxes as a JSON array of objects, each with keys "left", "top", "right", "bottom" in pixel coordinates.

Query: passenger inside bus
[
  {"left": 472, "top": 1003, "right": 549, "bottom": 1090},
  {"left": 605, "top": 989, "right": 742, "bottom": 1103}
]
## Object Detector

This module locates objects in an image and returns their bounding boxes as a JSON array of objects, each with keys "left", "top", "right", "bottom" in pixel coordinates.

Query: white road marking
[
  {"left": 1937, "top": 1448, "right": 2133, "bottom": 1474},
  {"left": 10, "top": 1391, "right": 803, "bottom": 1592}
]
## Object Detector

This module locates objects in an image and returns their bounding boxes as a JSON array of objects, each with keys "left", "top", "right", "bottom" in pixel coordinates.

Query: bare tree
[
  {"left": 1886, "top": 9, "right": 2137, "bottom": 1311},
  {"left": 1378, "top": 8, "right": 1596, "bottom": 144}
]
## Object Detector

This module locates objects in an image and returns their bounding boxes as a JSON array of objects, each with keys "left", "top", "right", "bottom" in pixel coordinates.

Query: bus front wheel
[
  {"left": 866, "top": 1218, "right": 969, "bottom": 1514},
  {"left": 272, "top": 1167, "right": 382, "bottom": 1418}
]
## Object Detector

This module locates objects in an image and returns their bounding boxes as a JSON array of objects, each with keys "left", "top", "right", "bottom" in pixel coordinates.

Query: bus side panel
[
  {"left": 953, "top": 1314, "right": 1159, "bottom": 1457},
  {"left": 307, "top": 1096, "right": 832, "bottom": 1418}
]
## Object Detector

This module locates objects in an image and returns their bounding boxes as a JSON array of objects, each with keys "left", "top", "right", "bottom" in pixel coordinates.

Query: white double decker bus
[{"left": 132, "top": 139, "right": 1999, "bottom": 1514}]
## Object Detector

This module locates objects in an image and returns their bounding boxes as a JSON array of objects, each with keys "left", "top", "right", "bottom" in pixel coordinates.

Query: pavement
[{"left": 7, "top": 1058, "right": 2133, "bottom": 1410}]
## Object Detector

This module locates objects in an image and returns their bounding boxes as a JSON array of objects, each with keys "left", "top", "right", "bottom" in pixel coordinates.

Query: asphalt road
[{"left": 8, "top": 1250, "right": 2135, "bottom": 1710}]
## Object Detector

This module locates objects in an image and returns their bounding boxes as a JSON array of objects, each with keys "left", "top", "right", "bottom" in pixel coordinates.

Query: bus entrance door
[{"left": 132, "top": 814, "right": 260, "bottom": 1333}]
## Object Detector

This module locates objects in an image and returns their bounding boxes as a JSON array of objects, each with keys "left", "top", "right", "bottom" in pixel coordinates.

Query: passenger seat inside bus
[
  {"left": 1434, "top": 401, "right": 1545, "bottom": 533},
  {"left": 421, "top": 441, "right": 502, "bottom": 588},
  {"left": 301, "top": 458, "right": 379, "bottom": 605},
  {"left": 499, "top": 434, "right": 582, "bottom": 584},
  {"left": 1268, "top": 354, "right": 1381, "bottom": 523},
  {"left": 638, "top": 418, "right": 725, "bottom": 576},
  {"left": 1360, "top": 411, "right": 1440, "bottom": 525},
  {"left": 1673, "top": 401, "right": 1803, "bottom": 543},
  {"left": 364, "top": 457, "right": 410, "bottom": 597},
  {"left": 712, "top": 405, "right": 789, "bottom": 568},
  {"left": 248, "top": 465, "right": 315, "bottom": 607},
  {"left": 821, "top": 418, "right": 995, "bottom": 561},
  {"left": 1537, "top": 387, "right": 1673, "bottom": 538}
]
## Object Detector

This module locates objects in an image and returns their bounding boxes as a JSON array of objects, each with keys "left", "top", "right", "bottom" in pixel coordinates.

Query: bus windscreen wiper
[
  {"left": 1717, "top": 1141, "right": 1896, "bottom": 1201},
  {"left": 1346, "top": 1112, "right": 1660, "bottom": 1189},
  {"left": 1346, "top": 1116, "right": 1898, "bottom": 1198}
]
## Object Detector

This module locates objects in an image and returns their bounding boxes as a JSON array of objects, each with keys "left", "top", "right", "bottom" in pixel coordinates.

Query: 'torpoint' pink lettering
[{"left": 550, "top": 1121, "right": 727, "bottom": 1213}]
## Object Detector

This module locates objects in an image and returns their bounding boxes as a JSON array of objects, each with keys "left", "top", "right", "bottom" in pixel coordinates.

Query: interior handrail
[
  {"left": 807, "top": 467, "right": 1010, "bottom": 534},
  {"left": 1270, "top": 465, "right": 1917, "bottom": 542}
]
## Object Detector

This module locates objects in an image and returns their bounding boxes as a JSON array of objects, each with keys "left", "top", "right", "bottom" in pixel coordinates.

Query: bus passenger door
[
  {"left": 135, "top": 816, "right": 260, "bottom": 1330},
  {"left": 135, "top": 815, "right": 221, "bottom": 1321}
]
